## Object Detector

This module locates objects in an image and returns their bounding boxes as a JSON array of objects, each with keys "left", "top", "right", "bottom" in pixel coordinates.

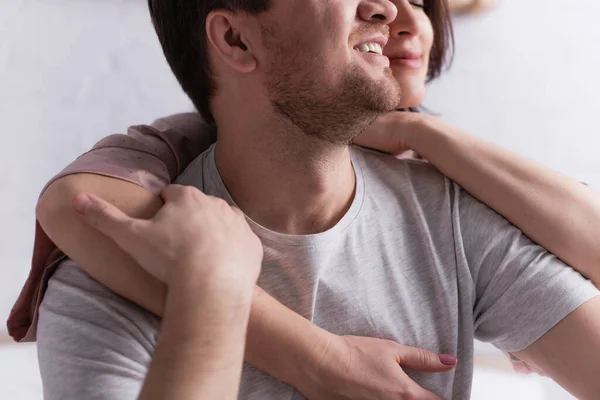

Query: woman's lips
[
  {"left": 386, "top": 50, "right": 423, "bottom": 69},
  {"left": 389, "top": 57, "right": 423, "bottom": 69}
]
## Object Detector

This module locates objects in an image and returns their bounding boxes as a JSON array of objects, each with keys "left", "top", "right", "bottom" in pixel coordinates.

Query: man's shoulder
[
  {"left": 354, "top": 145, "right": 443, "bottom": 176},
  {"left": 353, "top": 146, "right": 449, "bottom": 194},
  {"left": 38, "top": 260, "right": 156, "bottom": 399},
  {"left": 41, "top": 259, "right": 161, "bottom": 338},
  {"left": 174, "top": 145, "right": 214, "bottom": 188}
]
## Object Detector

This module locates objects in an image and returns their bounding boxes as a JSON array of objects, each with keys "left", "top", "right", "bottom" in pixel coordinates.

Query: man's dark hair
[
  {"left": 148, "top": 0, "right": 453, "bottom": 124},
  {"left": 148, "top": 0, "right": 271, "bottom": 124}
]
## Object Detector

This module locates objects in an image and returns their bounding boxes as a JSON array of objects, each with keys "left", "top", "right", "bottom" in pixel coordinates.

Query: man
[{"left": 37, "top": 0, "right": 600, "bottom": 399}]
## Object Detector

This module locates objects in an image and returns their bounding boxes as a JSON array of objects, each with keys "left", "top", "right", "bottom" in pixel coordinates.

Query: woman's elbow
[{"left": 36, "top": 178, "right": 79, "bottom": 233}]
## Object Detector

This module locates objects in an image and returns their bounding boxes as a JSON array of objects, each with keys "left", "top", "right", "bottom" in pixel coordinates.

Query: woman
[{"left": 9, "top": 0, "right": 600, "bottom": 397}]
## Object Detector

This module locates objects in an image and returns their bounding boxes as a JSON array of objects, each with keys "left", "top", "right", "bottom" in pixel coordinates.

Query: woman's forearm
[
  {"left": 37, "top": 174, "right": 326, "bottom": 390},
  {"left": 246, "top": 286, "right": 331, "bottom": 387},
  {"left": 408, "top": 116, "right": 600, "bottom": 285}
]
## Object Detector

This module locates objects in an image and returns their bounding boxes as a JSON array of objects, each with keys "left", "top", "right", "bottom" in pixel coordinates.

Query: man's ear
[{"left": 206, "top": 11, "right": 257, "bottom": 74}]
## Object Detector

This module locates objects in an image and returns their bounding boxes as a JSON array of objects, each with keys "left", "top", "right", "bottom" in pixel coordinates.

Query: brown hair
[
  {"left": 425, "top": 0, "right": 455, "bottom": 82},
  {"left": 149, "top": 0, "right": 454, "bottom": 123},
  {"left": 148, "top": 0, "right": 271, "bottom": 124}
]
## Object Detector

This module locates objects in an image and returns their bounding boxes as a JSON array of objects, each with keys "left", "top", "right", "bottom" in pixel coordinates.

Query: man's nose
[{"left": 357, "top": 0, "right": 398, "bottom": 26}]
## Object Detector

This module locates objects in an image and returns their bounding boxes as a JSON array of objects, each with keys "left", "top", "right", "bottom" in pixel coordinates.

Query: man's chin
[
  {"left": 360, "top": 73, "right": 401, "bottom": 113},
  {"left": 381, "top": 68, "right": 403, "bottom": 110}
]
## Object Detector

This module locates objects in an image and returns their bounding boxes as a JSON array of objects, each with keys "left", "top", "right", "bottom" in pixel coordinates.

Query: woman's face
[{"left": 383, "top": 0, "right": 435, "bottom": 108}]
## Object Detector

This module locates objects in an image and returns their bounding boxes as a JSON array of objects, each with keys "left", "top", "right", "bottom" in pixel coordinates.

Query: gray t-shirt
[{"left": 37, "top": 145, "right": 599, "bottom": 399}]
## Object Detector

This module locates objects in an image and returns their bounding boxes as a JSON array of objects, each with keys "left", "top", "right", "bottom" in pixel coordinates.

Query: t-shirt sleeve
[
  {"left": 453, "top": 183, "right": 600, "bottom": 353},
  {"left": 37, "top": 259, "right": 159, "bottom": 400},
  {"left": 42, "top": 112, "right": 215, "bottom": 196}
]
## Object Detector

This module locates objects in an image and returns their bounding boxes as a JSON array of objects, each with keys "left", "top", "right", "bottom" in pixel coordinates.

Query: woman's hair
[
  {"left": 149, "top": 0, "right": 454, "bottom": 123},
  {"left": 425, "top": 0, "right": 455, "bottom": 82},
  {"left": 409, "top": 0, "right": 455, "bottom": 114}
]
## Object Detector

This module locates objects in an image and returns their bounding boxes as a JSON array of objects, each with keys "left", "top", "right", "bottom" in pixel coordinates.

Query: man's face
[{"left": 256, "top": 0, "right": 401, "bottom": 144}]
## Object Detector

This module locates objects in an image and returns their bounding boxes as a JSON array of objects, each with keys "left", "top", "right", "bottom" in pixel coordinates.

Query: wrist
[
  {"left": 168, "top": 270, "right": 254, "bottom": 319},
  {"left": 291, "top": 329, "right": 340, "bottom": 393},
  {"left": 246, "top": 293, "right": 335, "bottom": 392},
  {"left": 170, "top": 263, "right": 256, "bottom": 299},
  {"left": 404, "top": 114, "right": 453, "bottom": 157}
]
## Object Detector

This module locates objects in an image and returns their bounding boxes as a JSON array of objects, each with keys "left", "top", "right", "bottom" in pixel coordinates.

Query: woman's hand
[
  {"left": 299, "top": 334, "right": 456, "bottom": 400},
  {"left": 353, "top": 111, "right": 424, "bottom": 158}
]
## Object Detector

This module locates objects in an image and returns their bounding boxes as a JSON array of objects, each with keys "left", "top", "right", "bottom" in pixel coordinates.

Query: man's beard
[{"left": 265, "top": 44, "right": 401, "bottom": 145}]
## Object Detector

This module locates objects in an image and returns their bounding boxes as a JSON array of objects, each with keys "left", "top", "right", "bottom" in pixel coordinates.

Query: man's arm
[
  {"left": 140, "top": 284, "right": 252, "bottom": 400},
  {"left": 37, "top": 258, "right": 252, "bottom": 400},
  {"left": 450, "top": 180, "right": 600, "bottom": 393},
  {"left": 513, "top": 296, "right": 600, "bottom": 400},
  {"left": 71, "top": 187, "right": 264, "bottom": 400}
]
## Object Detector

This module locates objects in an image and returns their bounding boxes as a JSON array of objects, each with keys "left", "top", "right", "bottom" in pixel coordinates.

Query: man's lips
[
  {"left": 355, "top": 50, "right": 391, "bottom": 69},
  {"left": 352, "top": 34, "right": 391, "bottom": 68},
  {"left": 354, "top": 35, "right": 389, "bottom": 51}
]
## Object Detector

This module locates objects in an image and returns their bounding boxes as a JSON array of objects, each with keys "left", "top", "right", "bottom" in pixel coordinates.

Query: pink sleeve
[
  {"left": 42, "top": 112, "right": 215, "bottom": 195},
  {"left": 7, "top": 113, "right": 215, "bottom": 343}
]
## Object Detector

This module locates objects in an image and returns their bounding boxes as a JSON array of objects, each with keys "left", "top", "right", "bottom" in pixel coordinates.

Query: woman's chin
[
  {"left": 392, "top": 78, "right": 426, "bottom": 109},
  {"left": 396, "top": 92, "right": 425, "bottom": 109},
  {"left": 392, "top": 74, "right": 427, "bottom": 107}
]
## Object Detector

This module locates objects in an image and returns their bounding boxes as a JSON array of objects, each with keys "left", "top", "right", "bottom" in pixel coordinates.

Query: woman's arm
[
  {"left": 358, "top": 112, "right": 600, "bottom": 285},
  {"left": 72, "top": 185, "right": 263, "bottom": 400},
  {"left": 37, "top": 174, "right": 327, "bottom": 388},
  {"left": 38, "top": 173, "right": 454, "bottom": 399}
]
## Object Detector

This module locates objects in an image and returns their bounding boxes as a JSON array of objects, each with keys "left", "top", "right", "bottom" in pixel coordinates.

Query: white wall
[
  {"left": 0, "top": 0, "right": 192, "bottom": 326},
  {"left": 425, "top": 0, "right": 600, "bottom": 186},
  {"left": 0, "top": 1, "right": 597, "bottom": 399}
]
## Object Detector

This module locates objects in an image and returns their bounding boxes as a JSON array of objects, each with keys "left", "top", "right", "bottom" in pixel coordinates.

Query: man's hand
[
  {"left": 301, "top": 334, "right": 456, "bottom": 400},
  {"left": 73, "top": 184, "right": 262, "bottom": 292},
  {"left": 73, "top": 184, "right": 263, "bottom": 400},
  {"left": 72, "top": 185, "right": 456, "bottom": 399}
]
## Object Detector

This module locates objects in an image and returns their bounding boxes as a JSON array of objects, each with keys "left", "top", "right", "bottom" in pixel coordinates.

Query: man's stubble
[{"left": 263, "top": 27, "right": 401, "bottom": 145}]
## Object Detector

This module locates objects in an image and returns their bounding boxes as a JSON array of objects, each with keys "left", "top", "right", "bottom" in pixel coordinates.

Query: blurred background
[{"left": 1, "top": 0, "right": 598, "bottom": 398}]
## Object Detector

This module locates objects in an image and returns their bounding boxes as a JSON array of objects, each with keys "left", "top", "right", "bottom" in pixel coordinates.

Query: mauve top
[{"left": 7, "top": 113, "right": 215, "bottom": 342}]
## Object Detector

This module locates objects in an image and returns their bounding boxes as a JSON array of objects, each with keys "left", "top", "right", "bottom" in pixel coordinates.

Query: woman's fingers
[
  {"left": 395, "top": 344, "right": 458, "bottom": 372},
  {"left": 353, "top": 111, "right": 413, "bottom": 155}
]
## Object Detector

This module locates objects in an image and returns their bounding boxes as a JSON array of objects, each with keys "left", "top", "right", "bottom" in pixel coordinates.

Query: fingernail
[
  {"left": 73, "top": 194, "right": 92, "bottom": 215},
  {"left": 439, "top": 354, "right": 458, "bottom": 366}
]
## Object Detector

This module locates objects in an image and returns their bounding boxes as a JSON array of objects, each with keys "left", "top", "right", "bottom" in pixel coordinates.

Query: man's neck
[{"left": 214, "top": 119, "right": 356, "bottom": 235}]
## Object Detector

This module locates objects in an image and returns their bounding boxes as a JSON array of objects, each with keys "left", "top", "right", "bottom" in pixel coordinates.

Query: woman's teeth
[{"left": 354, "top": 43, "right": 383, "bottom": 55}]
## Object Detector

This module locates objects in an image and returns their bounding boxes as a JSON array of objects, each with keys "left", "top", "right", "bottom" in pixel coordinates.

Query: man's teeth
[{"left": 355, "top": 43, "right": 383, "bottom": 55}]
